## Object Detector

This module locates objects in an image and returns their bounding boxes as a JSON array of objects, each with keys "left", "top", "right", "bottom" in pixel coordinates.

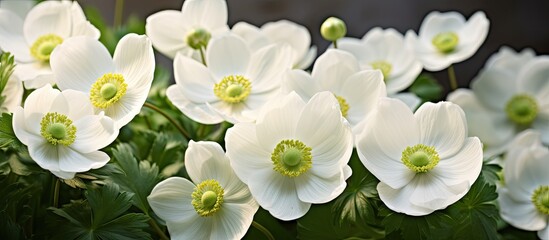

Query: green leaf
[
  {"left": 243, "top": 208, "right": 296, "bottom": 240},
  {"left": 148, "top": 132, "right": 185, "bottom": 171},
  {"left": 410, "top": 74, "right": 443, "bottom": 102},
  {"left": 0, "top": 113, "right": 18, "bottom": 149},
  {"left": 446, "top": 175, "right": 499, "bottom": 240},
  {"left": 0, "top": 52, "right": 15, "bottom": 97},
  {"left": 298, "top": 203, "right": 375, "bottom": 239},
  {"left": 481, "top": 163, "right": 502, "bottom": 186},
  {"left": 331, "top": 151, "right": 383, "bottom": 237},
  {"left": 49, "top": 183, "right": 151, "bottom": 240},
  {"left": 381, "top": 206, "right": 452, "bottom": 240},
  {"left": 110, "top": 143, "right": 161, "bottom": 214}
]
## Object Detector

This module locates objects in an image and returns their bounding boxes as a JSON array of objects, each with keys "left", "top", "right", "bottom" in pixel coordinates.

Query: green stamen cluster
[
  {"left": 213, "top": 75, "right": 251, "bottom": 104},
  {"left": 431, "top": 32, "right": 459, "bottom": 53},
  {"left": 334, "top": 94, "right": 350, "bottom": 118},
  {"left": 505, "top": 94, "right": 538, "bottom": 126},
  {"left": 371, "top": 60, "right": 392, "bottom": 80},
  {"left": 191, "top": 179, "right": 224, "bottom": 217},
  {"left": 401, "top": 144, "right": 440, "bottom": 173},
  {"left": 271, "top": 139, "right": 312, "bottom": 177},
  {"left": 90, "top": 73, "right": 127, "bottom": 109},
  {"left": 186, "top": 28, "right": 211, "bottom": 50},
  {"left": 30, "top": 34, "right": 63, "bottom": 62},
  {"left": 532, "top": 185, "right": 549, "bottom": 215},
  {"left": 40, "top": 112, "right": 77, "bottom": 146}
]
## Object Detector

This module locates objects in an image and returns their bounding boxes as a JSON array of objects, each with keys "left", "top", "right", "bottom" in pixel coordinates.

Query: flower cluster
[{"left": 0, "top": 0, "right": 547, "bottom": 239}]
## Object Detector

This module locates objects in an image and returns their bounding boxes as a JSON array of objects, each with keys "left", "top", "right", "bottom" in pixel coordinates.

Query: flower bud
[{"left": 320, "top": 17, "right": 347, "bottom": 41}]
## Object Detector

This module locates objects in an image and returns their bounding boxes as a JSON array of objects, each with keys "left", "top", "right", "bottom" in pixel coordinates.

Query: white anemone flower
[
  {"left": 166, "top": 34, "right": 292, "bottom": 124},
  {"left": 0, "top": 0, "right": 34, "bottom": 19},
  {"left": 225, "top": 91, "right": 353, "bottom": 220},
  {"left": 12, "top": 84, "right": 118, "bottom": 179},
  {"left": 50, "top": 34, "right": 155, "bottom": 129},
  {"left": 1, "top": 74, "right": 24, "bottom": 113},
  {"left": 356, "top": 98, "right": 483, "bottom": 216},
  {"left": 405, "top": 11, "right": 489, "bottom": 71},
  {"left": 338, "top": 27, "right": 422, "bottom": 95},
  {"left": 448, "top": 49, "right": 548, "bottom": 158},
  {"left": 498, "top": 130, "right": 549, "bottom": 240},
  {"left": 282, "top": 49, "right": 386, "bottom": 135},
  {"left": 145, "top": 0, "right": 229, "bottom": 59},
  {"left": 148, "top": 141, "right": 258, "bottom": 240},
  {"left": 232, "top": 20, "right": 317, "bottom": 69},
  {"left": 0, "top": 0, "right": 99, "bottom": 88}
]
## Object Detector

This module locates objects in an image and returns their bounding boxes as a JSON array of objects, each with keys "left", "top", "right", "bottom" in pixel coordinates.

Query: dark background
[{"left": 78, "top": 0, "right": 549, "bottom": 93}]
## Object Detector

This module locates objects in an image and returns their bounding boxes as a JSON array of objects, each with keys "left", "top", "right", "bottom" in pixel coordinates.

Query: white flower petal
[
  {"left": 181, "top": 0, "right": 228, "bottom": 30},
  {"left": 22, "top": 84, "right": 59, "bottom": 114},
  {"left": 539, "top": 225, "right": 549, "bottom": 240},
  {"left": 166, "top": 217, "right": 210, "bottom": 240},
  {"left": 255, "top": 92, "right": 304, "bottom": 149},
  {"left": 14, "top": 62, "right": 54, "bottom": 87},
  {"left": 59, "top": 90, "right": 94, "bottom": 119},
  {"left": 340, "top": 70, "right": 386, "bottom": 129},
  {"left": 50, "top": 36, "right": 114, "bottom": 92},
  {"left": 71, "top": 114, "right": 118, "bottom": 153},
  {"left": 518, "top": 57, "right": 549, "bottom": 98},
  {"left": 148, "top": 177, "right": 198, "bottom": 223},
  {"left": 104, "top": 88, "right": 146, "bottom": 128},
  {"left": 12, "top": 107, "right": 41, "bottom": 145},
  {"left": 0, "top": 0, "right": 34, "bottom": 19},
  {"left": 23, "top": 1, "right": 72, "bottom": 43},
  {"left": 0, "top": 9, "right": 32, "bottom": 62},
  {"left": 419, "top": 11, "right": 466, "bottom": 40},
  {"left": 295, "top": 168, "right": 347, "bottom": 204},
  {"left": 390, "top": 92, "right": 421, "bottom": 111},
  {"left": 50, "top": 170, "right": 76, "bottom": 179},
  {"left": 248, "top": 169, "right": 310, "bottom": 220},
  {"left": 281, "top": 70, "right": 319, "bottom": 99},
  {"left": 261, "top": 20, "right": 311, "bottom": 66},
  {"left": 166, "top": 85, "right": 224, "bottom": 125},
  {"left": 498, "top": 188, "right": 547, "bottom": 231},
  {"left": 294, "top": 46, "right": 316, "bottom": 70},
  {"left": 113, "top": 34, "right": 155, "bottom": 89},
  {"left": 211, "top": 202, "right": 258, "bottom": 240},
  {"left": 387, "top": 61, "right": 422, "bottom": 94},
  {"left": 184, "top": 141, "right": 232, "bottom": 185},
  {"left": 173, "top": 53, "right": 217, "bottom": 103},
  {"left": 58, "top": 147, "right": 109, "bottom": 173},
  {"left": 246, "top": 44, "right": 292, "bottom": 93},
  {"left": 27, "top": 138, "right": 60, "bottom": 172},
  {"left": 145, "top": 10, "right": 187, "bottom": 59},
  {"left": 206, "top": 34, "right": 250, "bottom": 79},
  {"left": 415, "top": 101, "right": 467, "bottom": 158},
  {"left": 533, "top": 110, "right": 549, "bottom": 145},
  {"left": 377, "top": 181, "right": 435, "bottom": 216},
  {"left": 231, "top": 21, "right": 268, "bottom": 52},
  {"left": 225, "top": 123, "right": 271, "bottom": 184},
  {"left": 453, "top": 11, "right": 489, "bottom": 62},
  {"left": 431, "top": 137, "right": 483, "bottom": 187},
  {"left": 471, "top": 68, "right": 516, "bottom": 110},
  {"left": 409, "top": 173, "right": 469, "bottom": 211},
  {"left": 2, "top": 75, "right": 24, "bottom": 112},
  {"left": 486, "top": 46, "right": 535, "bottom": 72},
  {"left": 311, "top": 49, "right": 360, "bottom": 93}
]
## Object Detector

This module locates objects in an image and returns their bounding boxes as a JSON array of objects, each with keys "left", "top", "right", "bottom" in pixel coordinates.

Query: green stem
[
  {"left": 143, "top": 102, "right": 191, "bottom": 140},
  {"left": 333, "top": 40, "right": 338, "bottom": 49},
  {"left": 53, "top": 178, "right": 60, "bottom": 208},
  {"left": 149, "top": 218, "right": 169, "bottom": 240},
  {"left": 252, "top": 221, "right": 275, "bottom": 240},
  {"left": 199, "top": 47, "right": 207, "bottom": 66},
  {"left": 448, "top": 65, "right": 458, "bottom": 90},
  {"left": 114, "top": 0, "right": 125, "bottom": 29}
]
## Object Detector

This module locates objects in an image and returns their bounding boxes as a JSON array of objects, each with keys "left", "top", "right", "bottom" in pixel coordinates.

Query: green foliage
[
  {"left": 410, "top": 74, "right": 443, "bottom": 102},
  {"left": 49, "top": 183, "right": 151, "bottom": 240},
  {"left": 482, "top": 163, "right": 502, "bottom": 186},
  {"left": 110, "top": 143, "right": 161, "bottom": 214},
  {"left": 0, "top": 52, "right": 15, "bottom": 105},
  {"left": 381, "top": 207, "right": 452, "bottom": 240},
  {"left": 0, "top": 113, "right": 19, "bottom": 149},
  {"left": 445, "top": 175, "right": 499, "bottom": 240},
  {"left": 243, "top": 208, "right": 296, "bottom": 240},
  {"left": 331, "top": 151, "right": 385, "bottom": 238}
]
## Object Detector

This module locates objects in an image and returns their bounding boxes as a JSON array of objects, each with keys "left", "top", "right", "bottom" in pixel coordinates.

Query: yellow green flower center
[
  {"left": 371, "top": 60, "right": 392, "bottom": 80},
  {"left": 431, "top": 32, "right": 459, "bottom": 54},
  {"left": 30, "top": 34, "right": 63, "bottom": 62},
  {"left": 213, "top": 75, "right": 251, "bottom": 104},
  {"left": 40, "top": 112, "right": 77, "bottom": 146},
  {"left": 334, "top": 94, "right": 349, "bottom": 118},
  {"left": 505, "top": 94, "right": 538, "bottom": 126},
  {"left": 186, "top": 28, "right": 211, "bottom": 50},
  {"left": 532, "top": 185, "right": 549, "bottom": 215},
  {"left": 90, "top": 73, "right": 127, "bottom": 109},
  {"left": 191, "top": 179, "right": 224, "bottom": 217},
  {"left": 271, "top": 139, "right": 312, "bottom": 177},
  {"left": 401, "top": 144, "right": 440, "bottom": 173}
]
